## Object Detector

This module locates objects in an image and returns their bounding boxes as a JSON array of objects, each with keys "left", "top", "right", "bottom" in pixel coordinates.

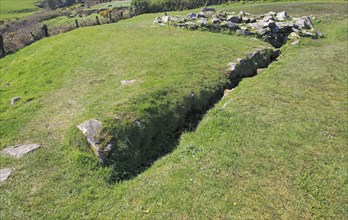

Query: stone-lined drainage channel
[{"left": 76, "top": 47, "right": 280, "bottom": 182}]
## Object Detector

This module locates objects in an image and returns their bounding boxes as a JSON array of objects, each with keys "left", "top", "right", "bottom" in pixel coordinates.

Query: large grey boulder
[
  {"left": 0, "top": 168, "right": 12, "bottom": 182},
  {"left": 2, "top": 144, "right": 40, "bottom": 158}
]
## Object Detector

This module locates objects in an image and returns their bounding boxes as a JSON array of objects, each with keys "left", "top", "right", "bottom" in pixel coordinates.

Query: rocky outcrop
[{"left": 154, "top": 9, "right": 322, "bottom": 47}]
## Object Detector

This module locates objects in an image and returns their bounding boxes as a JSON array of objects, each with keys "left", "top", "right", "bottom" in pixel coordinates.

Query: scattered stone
[
  {"left": 77, "top": 119, "right": 112, "bottom": 163},
  {"left": 11, "top": 97, "right": 21, "bottom": 105},
  {"left": 154, "top": 17, "right": 161, "bottom": 23},
  {"left": 227, "top": 15, "right": 241, "bottom": 23},
  {"left": 2, "top": 144, "right": 40, "bottom": 158},
  {"left": 212, "top": 17, "right": 221, "bottom": 23},
  {"left": 120, "top": 79, "right": 138, "bottom": 85},
  {"left": 0, "top": 168, "right": 12, "bottom": 182},
  {"left": 276, "top": 11, "right": 289, "bottom": 21},
  {"left": 221, "top": 21, "right": 240, "bottom": 30},
  {"left": 201, "top": 7, "right": 215, "bottom": 12},
  {"left": 155, "top": 10, "right": 322, "bottom": 48},
  {"left": 162, "top": 15, "right": 170, "bottom": 24},
  {"left": 187, "top": 13, "right": 196, "bottom": 19},
  {"left": 223, "top": 89, "right": 234, "bottom": 98},
  {"left": 290, "top": 40, "right": 300, "bottom": 46}
]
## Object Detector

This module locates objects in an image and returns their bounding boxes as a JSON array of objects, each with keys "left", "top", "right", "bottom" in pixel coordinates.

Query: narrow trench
[{"left": 105, "top": 47, "right": 281, "bottom": 183}]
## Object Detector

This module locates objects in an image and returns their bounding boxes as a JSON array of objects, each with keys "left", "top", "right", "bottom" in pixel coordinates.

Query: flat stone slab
[
  {"left": 0, "top": 168, "right": 12, "bottom": 182},
  {"left": 120, "top": 79, "right": 138, "bottom": 85},
  {"left": 2, "top": 144, "right": 40, "bottom": 158},
  {"left": 77, "top": 119, "right": 102, "bottom": 145}
]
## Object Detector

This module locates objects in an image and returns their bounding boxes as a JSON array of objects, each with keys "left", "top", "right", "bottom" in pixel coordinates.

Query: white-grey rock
[
  {"left": 290, "top": 40, "right": 300, "bottom": 46},
  {"left": 2, "top": 144, "right": 40, "bottom": 158},
  {"left": 289, "top": 32, "right": 300, "bottom": 39},
  {"left": 212, "top": 17, "right": 221, "bottom": 23},
  {"left": 276, "top": 11, "right": 289, "bottom": 21},
  {"left": 154, "top": 17, "right": 161, "bottom": 23},
  {"left": 293, "top": 16, "right": 314, "bottom": 29},
  {"left": 198, "top": 18, "right": 208, "bottom": 26},
  {"left": 187, "top": 13, "right": 196, "bottom": 19},
  {"left": 223, "top": 89, "right": 234, "bottom": 98},
  {"left": 0, "top": 168, "right": 12, "bottom": 182},
  {"left": 201, "top": 7, "right": 215, "bottom": 12},
  {"left": 162, "top": 15, "right": 170, "bottom": 24},
  {"left": 11, "top": 97, "right": 21, "bottom": 105},
  {"left": 227, "top": 15, "right": 241, "bottom": 23},
  {"left": 77, "top": 119, "right": 102, "bottom": 146},
  {"left": 120, "top": 79, "right": 138, "bottom": 85},
  {"left": 77, "top": 119, "right": 112, "bottom": 163}
]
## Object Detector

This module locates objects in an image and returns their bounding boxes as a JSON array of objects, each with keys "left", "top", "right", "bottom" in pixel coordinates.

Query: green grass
[
  {"left": 0, "top": 0, "right": 42, "bottom": 19},
  {"left": 0, "top": 1, "right": 347, "bottom": 219},
  {"left": 91, "top": 0, "right": 131, "bottom": 9}
]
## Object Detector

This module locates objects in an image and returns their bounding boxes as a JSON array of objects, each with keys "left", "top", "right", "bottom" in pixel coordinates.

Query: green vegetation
[
  {"left": 0, "top": 1, "right": 347, "bottom": 219},
  {"left": 130, "top": 0, "right": 226, "bottom": 15},
  {"left": 0, "top": 0, "right": 42, "bottom": 19},
  {"left": 91, "top": 0, "right": 131, "bottom": 9}
]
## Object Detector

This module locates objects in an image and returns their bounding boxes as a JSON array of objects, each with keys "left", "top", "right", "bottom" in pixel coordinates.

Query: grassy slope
[
  {"left": 91, "top": 0, "right": 131, "bottom": 9},
  {"left": 0, "top": 1, "right": 347, "bottom": 219},
  {"left": 0, "top": 0, "right": 41, "bottom": 19}
]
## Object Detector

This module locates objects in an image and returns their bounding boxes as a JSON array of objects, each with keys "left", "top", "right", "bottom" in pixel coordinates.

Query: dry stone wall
[{"left": 154, "top": 7, "right": 323, "bottom": 48}]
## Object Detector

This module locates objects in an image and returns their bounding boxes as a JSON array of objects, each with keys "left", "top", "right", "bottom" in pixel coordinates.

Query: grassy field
[
  {"left": 0, "top": 0, "right": 41, "bottom": 19},
  {"left": 91, "top": 0, "right": 131, "bottom": 9},
  {"left": 0, "top": 1, "right": 347, "bottom": 219}
]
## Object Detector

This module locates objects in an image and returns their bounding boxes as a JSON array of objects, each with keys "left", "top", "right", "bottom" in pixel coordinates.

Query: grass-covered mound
[
  {"left": 0, "top": 0, "right": 42, "bottom": 19},
  {"left": 0, "top": 1, "right": 347, "bottom": 219},
  {"left": 0, "top": 10, "right": 268, "bottom": 177}
]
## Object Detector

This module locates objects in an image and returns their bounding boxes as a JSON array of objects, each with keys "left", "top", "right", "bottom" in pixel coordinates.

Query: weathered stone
[
  {"left": 154, "top": 17, "right": 161, "bottom": 23},
  {"left": 242, "top": 16, "right": 250, "bottom": 23},
  {"left": 276, "top": 11, "right": 289, "bottom": 21},
  {"left": 223, "top": 89, "right": 234, "bottom": 98},
  {"left": 187, "top": 13, "right": 196, "bottom": 20},
  {"left": 198, "top": 18, "right": 208, "bottom": 26},
  {"left": 300, "top": 30, "right": 316, "bottom": 38},
  {"left": 77, "top": 119, "right": 111, "bottom": 163},
  {"left": 162, "top": 15, "right": 170, "bottom": 24},
  {"left": 262, "top": 15, "right": 274, "bottom": 22},
  {"left": 221, "top": 21, "right": 240, "bottom": 30},
  {"left": 11, "top": 97, "right": 21, "bottom": 105},
  {"left": 186, "top": 22, "right": 197, "bottom": 29},
  {"left": 289, "top": 32, "right": 300, "bottom": 39},
  {"left": 197, "top": 12, "right": 213, "bottom": 18},
  {"left": 201, "top": 7, "right": 215, "bottom": 12},
  {"left": 227, "top": 15, "right": 241, "bottom": 23},
  {"left": 0, "top": 168, "right": 12, "bottom": 182},
  {"left": 212, "top": 17, "right": 221, "bottom": 23},
  {"left": 293, "top": 16, "right": 314, "bottom": 29},
  {"left": 257, "top": 27, "right": 270, "bottom": 36},
  {"left": 290, "top": 40, "right": 300, "bottom": 46},
  {"left": 120, "top": 79, "right": 138, "bottom": 85},
  {"left": 2, "top": 144, "right": 40, "bottom": 158}
]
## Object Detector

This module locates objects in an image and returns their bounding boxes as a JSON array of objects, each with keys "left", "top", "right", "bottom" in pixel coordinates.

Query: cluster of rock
[
  {"left": 154, "top": 7, "right": 322, "bottom": 47},
  {"left": 1, "top": 143, "right": 41, "bottom": 182}
]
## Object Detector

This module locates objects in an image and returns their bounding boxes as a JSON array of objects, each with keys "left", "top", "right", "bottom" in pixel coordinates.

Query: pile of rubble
[{"left": 154, "top": 7, "right": 323, "bottom": 47}]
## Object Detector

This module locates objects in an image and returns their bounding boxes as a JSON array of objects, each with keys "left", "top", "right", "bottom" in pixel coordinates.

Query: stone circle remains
[{"left": 154, "top": 7, "right": 323, "bottom": 47}]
